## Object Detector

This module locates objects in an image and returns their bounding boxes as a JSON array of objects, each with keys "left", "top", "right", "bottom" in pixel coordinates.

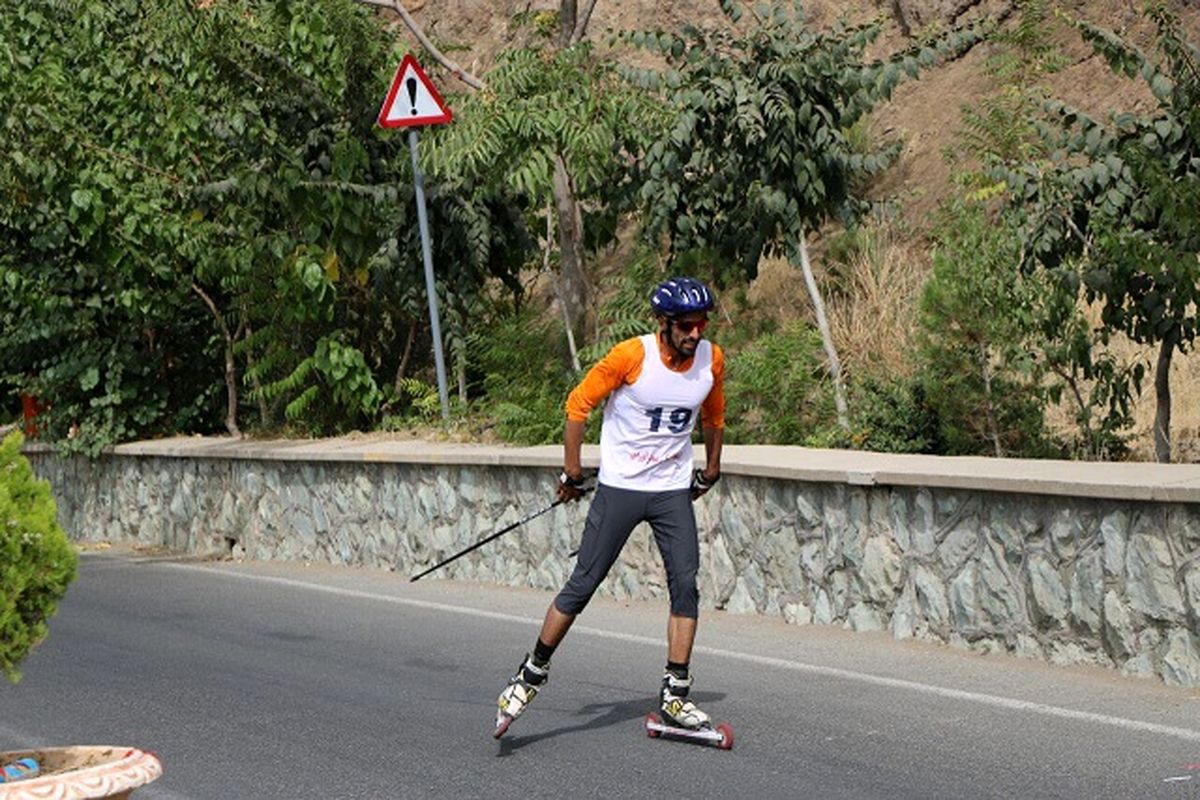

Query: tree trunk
[
  {"left": 457, "top": 355, "right": 467, "bottom": 405},
  {"left": 544, "top": 203, "right": 581, "bottom": 371},
  {"left": 1154, "top": 329, "right": 1176, "bottom": 463},
  {"left": 570, "top": 0, "right": 599, "bottom": 43},
  {"left": 558, "top": 0, "right": 577, "bottom": 47},
  {"left": 192, "top": 283, "right": 240, "bottom": 437},
  {"left": 797, "top": 233, "right": 850, "bottom": 431},
  {"left": 220, "top": 338, "right": 240, "bottom": 437},
  {"left": 978, "top": 341, "right": 1002, "bottom": 457},
  {"left": 394, "top": 319, "right": 419, "bottom": 393},
  {"left": 552, "top": 154, "right": 590, "bottom": 346}
]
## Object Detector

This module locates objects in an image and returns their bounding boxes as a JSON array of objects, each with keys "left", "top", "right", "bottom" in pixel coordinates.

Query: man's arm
[
  {"left": 693, "top": 344, "right": 726, "bottom": 499},
  {"left": 701, "top": 425, "right": 723, "bottom": 481},
  {"left": 557, "top": 418, "right": 588, "bottom": 502}
]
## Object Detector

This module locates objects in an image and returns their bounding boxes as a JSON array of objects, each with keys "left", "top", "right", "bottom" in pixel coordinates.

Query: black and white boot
[
  {"left": 658, "top": 671, "right": 711, "bottom": 730},
  {"left": 494, "top": 654, "right": 549, "bottom": 738}
]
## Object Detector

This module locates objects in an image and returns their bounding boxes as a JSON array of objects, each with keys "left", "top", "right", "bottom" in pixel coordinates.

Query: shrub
[
  {"left": 916, "top": 202, "right": 1053, "bottom": 457},
  {"left": 0, "top": 430, "right": 77, "bottom": 683},
  {"left": 851, "top": 376, "right": 941, "bottom": 453},
  {"left": 472, "top": 310, "right": 579, "bottom": 445},
  {"left": 725, "top": 322, "right": 827, "bottom": 444}
]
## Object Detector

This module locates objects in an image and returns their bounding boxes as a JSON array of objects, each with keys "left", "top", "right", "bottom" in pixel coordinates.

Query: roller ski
[
  {"left": 644, "top": 671, "right": 734, "bottom": 750},
  {"left": 494, "top": 654, "right": 549, "bottom": 739}
]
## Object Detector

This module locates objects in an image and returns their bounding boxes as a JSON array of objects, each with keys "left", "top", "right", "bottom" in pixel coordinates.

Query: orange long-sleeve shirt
[{"left": 565, "top": 334, "right": 726, "bottom": 428}]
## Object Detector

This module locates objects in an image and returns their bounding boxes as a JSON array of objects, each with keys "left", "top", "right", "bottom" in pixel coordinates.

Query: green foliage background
[{"left": 2, "top": 0, "right": 1192, "bottom": 462}]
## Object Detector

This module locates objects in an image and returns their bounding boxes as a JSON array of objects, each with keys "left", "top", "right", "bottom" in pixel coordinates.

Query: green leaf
[
  {"left": 1149, "top": 73, "right": 1173, "bottom": 100},
  {"left": 79, "top": 366, "right": 100, "bottom": 391}
]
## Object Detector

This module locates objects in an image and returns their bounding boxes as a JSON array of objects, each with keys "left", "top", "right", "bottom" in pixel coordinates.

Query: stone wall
[{"left": 26, "top": 440, "right": 1200, "bottom": 687}]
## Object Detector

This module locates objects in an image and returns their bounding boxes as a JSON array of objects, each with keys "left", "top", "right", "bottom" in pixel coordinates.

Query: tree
[
  {"left": 431, "top": 40, "right": 664, "bottom": 367},
  {"left": 917, "top": 202, "right": 1051, "bottom": 456},
  {"left": 937, "top": 0, "right": 1136, "bottom": 460},
  {"left": 0, "top": 0, "right": 533, "bottom": 448},
  {"left": 1001, "top": 4, "right": 1200, "bottom": 462},
  {"left": 627, "top": 1, "right": 981, "bottom": 429},
  {"left": 0, "top": 0, "right": 225, "bottom": 451}
]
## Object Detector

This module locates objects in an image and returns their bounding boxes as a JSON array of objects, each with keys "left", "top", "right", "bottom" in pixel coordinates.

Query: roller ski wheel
[
  {"left": 643, "top": 713, "right": 734, "bottom": 750},
  {"left": 645, "top": 713, "right": 662, "bottom": 738},
  {"left": 494, "top": 711, "right": 515, "bottom": 740}
]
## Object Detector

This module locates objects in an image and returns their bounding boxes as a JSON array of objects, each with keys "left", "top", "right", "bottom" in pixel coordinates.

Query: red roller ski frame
[{"left": 644, "top": 713, "right": 734, "bottom": 750}]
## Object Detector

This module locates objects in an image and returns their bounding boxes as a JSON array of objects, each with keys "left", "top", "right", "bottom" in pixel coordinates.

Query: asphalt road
[{"left": 2, "top": 549, "right": 1199, "bottom": 799}]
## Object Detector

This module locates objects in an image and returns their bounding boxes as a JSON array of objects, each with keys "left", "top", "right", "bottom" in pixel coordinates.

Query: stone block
[
  {"left": 911, "top": 489, "right": 936, "bottom": 555},
  {"left": 938, "top": 523, "right": 977, "bottom": 574},
  {"left": 812, "top": 587, "right": 834, "bottom": 625},
  {"left": 783, "top": 599, "right": 813, "bottom": 626},
  {"left": 1126, "top": 533, "right": 1185, "bottom": 621},
  {"left": 1160, "top": 629, "right": 1200, "bottom": 688},
  {"left": 977, "top": 545, "right": 1021, "bottom": 625},
  {"left": 795, "top": 489, "right": 822, "bottom": 534},
  {"left": 914, "top": 564, "right": 950, "bottom": 627},
  {"left": 1026, "top": 553, "right": 1069, "bottom": 628},
  {"left": 1185, "top": 565, "right": 1200, "bottom": 620},
  {"left": 725, "top": 577, "right": 758, "bottom": 614},
  {"left": 1069, "top": 549, "right": 1104, "bottom": 635},
  {"left": 888, "top": 491, "right": 913, "bottom": 551},
  {"left": 847, "top": 603, "right": 885, "bottom": 632},
  {"left": 949, "top": 565, "right": 978, "bottom": 629},
  {"left": 891, "top": 583, "right": 916, "bottom": 639},
  {"left": 861, "top": 536, "right": 903, "bottom": 602}
]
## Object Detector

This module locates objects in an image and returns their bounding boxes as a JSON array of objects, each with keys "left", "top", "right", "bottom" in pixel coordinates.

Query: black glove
[
  {"left": 557, "top": 471, "right": 587, "bottom": 502},
  {"left": 690, "top": 468, "right": 719, "bottom": 500}
]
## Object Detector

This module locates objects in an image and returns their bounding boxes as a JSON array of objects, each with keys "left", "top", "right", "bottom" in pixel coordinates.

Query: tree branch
[
  {"left": 1062, "top": 211, "right": 1091, "bottom": 260},
  {"left": 356, "top": 0, "right": 486, "bottom": 91},
  {"left": 570, "top": 0, "right": 600, "bottom": 45}
]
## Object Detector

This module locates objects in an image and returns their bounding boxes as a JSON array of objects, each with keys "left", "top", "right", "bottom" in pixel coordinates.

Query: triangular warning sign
[{"left": 378, "top": 54, "right": 453, "bottom": 129}]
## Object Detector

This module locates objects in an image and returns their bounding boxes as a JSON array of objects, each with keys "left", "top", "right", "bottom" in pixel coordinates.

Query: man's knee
[
  {"left": 668, "top": 570, "right": 700, "bottom": 618},
  {"left": 555, "top": 578, "right": 598, "bottom": 616}
]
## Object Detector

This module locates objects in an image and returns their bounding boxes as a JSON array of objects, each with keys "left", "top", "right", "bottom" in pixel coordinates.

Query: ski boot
[
  {"left": 494, "top": 654, "right": 549, "bottom": 738},
  {"left": 644, "top": 671, "right": 734, "bottom": 749}
]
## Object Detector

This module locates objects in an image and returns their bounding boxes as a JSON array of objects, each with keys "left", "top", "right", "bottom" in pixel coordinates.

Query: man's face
[{"left": 661, "top": 312, "right": 709, "bottom": 357}]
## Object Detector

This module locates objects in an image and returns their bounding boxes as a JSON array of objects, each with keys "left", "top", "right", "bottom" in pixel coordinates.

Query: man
[{"left": 494, "top": 276, "right": 725, "bottom": 738}]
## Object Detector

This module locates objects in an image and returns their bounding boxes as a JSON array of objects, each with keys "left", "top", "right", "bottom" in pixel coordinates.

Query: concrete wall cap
[{"left": 23, "top": 436, "right": 1200, "bottom": 502}]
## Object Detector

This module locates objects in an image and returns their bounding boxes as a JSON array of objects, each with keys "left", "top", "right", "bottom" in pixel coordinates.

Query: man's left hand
[{"left": 690, "top": 468, "right": 720, "bottom": 500}]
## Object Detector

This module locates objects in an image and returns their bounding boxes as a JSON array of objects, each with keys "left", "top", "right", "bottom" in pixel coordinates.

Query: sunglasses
[{"left": 674, "top": 318, "right": 709, "bottom": 334}]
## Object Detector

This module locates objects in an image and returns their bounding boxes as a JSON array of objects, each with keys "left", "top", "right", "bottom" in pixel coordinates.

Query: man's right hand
[{"left": 557, "top": 471, "right": 587, "bottom": 503}]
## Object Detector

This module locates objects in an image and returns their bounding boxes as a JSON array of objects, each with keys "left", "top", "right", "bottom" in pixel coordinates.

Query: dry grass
[
  {"left": 824, "top": 224, "right": 928, "bottom": 384},
  {"left": 744, "top": 223, "right": 929, "bottom": 385},
  {"left": 1043, "top": 305, "right": 1200, "bottom": 463}
]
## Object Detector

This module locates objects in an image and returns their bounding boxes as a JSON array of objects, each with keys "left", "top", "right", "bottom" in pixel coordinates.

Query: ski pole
[{"left": 409, "top": 488, "right": 590, "bottom": 582}]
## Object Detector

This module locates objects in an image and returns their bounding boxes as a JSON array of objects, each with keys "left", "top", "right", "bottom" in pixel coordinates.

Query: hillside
[{"left": 388, "top": 0, "right": 1200, "bottom": 461}]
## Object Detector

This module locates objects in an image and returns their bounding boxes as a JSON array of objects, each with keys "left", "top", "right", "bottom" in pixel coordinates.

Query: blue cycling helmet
[{"left": 649, "top": 277, "right": 714, "bottom": 317}]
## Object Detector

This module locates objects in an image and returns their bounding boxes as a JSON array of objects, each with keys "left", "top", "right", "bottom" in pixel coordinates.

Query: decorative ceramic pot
[{"left": 0, "top": 747, "right": 162, "bottom": 799}]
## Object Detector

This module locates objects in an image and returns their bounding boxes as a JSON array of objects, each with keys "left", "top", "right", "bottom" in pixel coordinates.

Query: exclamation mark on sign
[{"left": 406, "top": 78, "right": 418, "bottom": 115}]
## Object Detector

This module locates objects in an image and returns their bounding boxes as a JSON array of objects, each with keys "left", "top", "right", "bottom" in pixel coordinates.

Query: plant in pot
[{"left": 0, "top": 430, "right": 163, "bottom": 798}]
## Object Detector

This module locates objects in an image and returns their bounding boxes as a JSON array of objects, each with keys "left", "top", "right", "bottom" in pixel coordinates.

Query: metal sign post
[
  {"left": 407, "top": 127, "right": 450, "bottom": 420},
  {"left": 378, "top": 54, "right": 455, "bottom": 421}
]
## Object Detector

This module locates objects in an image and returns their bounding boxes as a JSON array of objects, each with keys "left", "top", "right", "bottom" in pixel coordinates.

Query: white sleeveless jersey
[{"left": 599, "top": 334, "right": 715, "bottom": 491}]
